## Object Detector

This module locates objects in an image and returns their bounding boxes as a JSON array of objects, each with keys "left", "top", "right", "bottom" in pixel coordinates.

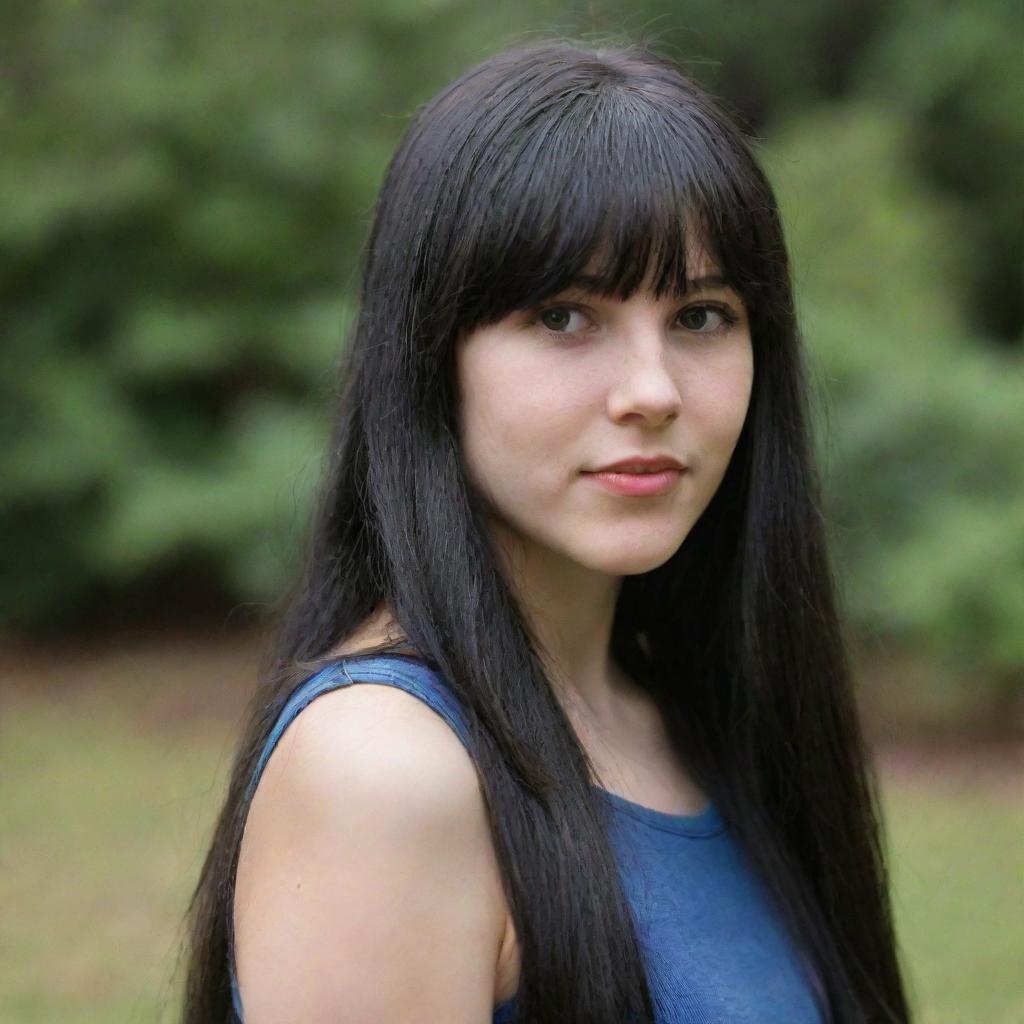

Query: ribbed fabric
[{"left": 230, "top": 654, "right": 825, "bottom": 1023}]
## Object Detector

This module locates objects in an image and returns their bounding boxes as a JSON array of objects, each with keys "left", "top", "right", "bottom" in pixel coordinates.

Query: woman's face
[{"left": 455, "top": 240, "right": 753, "bottom": 578}]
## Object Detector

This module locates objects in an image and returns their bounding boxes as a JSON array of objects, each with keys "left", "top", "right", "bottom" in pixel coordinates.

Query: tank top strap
[{"left": 244, "top": 654, "right": 473, "bottom": 805}]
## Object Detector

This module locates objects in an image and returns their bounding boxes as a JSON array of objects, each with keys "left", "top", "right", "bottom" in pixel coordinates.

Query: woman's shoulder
[
  {"left": 234, "top": 658, "right": 510, "bottom": 1019},
  {"left": 263, "top": 676, "right": 479, "bottom": 817},
  {"left": 296, "top": 605, "right": 471, "bottom": 750}
]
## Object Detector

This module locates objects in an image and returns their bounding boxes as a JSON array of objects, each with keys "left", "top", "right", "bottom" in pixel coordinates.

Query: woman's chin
[{"left": 572, "top": 539, "right": 686, "bottom": 577}]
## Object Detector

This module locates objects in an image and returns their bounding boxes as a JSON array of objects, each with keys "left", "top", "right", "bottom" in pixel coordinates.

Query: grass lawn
[{"left": 2, "top": 647, "right": 1021, "bottom": 1023}]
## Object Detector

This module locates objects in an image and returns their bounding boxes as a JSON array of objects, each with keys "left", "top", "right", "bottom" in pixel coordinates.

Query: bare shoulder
[
  {"left": 265, "top": 682, "right": 480, "bottom": 815},
  {"left": 234, "top": 681, "right": 509, "bottom": 1023}
]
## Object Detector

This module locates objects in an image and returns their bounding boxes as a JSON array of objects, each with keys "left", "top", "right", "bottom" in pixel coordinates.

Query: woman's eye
[
  {"left": 678, "top": 304, "right": 737, "bottom": 333},
  {"left": 532, "top": 302, "right": 738, "bottom": 338},
  {"left": 537, "top": 306, "right": 589, "bottom": 334}
]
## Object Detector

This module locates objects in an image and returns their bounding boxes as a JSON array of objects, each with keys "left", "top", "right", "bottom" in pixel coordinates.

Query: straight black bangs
[{"left": 445, "top": 72, "right": 768, "bottom": 334}]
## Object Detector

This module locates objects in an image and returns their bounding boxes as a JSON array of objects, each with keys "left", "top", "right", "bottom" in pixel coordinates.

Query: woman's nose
[{"left": 606, "top": 331, "right": 682, "bottom": 426}]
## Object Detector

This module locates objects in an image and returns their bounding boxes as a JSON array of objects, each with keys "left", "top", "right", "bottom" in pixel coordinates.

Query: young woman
[{"left": 181, "top": 40, "right": 912, "bottom": 1024}]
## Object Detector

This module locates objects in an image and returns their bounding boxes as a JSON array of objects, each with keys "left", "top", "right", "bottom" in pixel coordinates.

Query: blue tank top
[{"left": 230, "top": 654, "right": 826, "bottom": 1023}]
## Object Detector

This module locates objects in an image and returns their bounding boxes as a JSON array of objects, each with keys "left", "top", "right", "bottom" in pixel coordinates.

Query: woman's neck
[{"left": 485, "top": 519, "right": 635, "bottom": 725}]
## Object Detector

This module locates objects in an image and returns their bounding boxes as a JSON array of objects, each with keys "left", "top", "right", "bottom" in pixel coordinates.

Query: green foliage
[
  {"left": 765, "top": 103, "right": 1024, "bottom": 687},
  {"left": 855, "top": 0, "right": 1024, "bottom": 340}
]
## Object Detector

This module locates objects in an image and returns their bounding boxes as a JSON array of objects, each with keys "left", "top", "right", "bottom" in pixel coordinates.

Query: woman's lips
[{"left": 583, "top": 468, "right": 684, "bottom": 496}]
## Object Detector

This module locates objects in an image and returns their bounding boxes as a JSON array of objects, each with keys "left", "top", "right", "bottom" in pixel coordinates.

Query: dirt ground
[{"left": 2, "top": 625, "right": 1021, "bottom": 801}]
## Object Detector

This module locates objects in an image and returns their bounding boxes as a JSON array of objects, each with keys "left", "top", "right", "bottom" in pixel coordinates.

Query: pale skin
[{"left": 233, "top": 237, "right": 753, "bottom": 1020}]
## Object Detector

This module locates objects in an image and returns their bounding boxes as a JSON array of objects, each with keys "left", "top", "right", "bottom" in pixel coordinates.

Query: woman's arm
[{"left": 233, "top": 682, "right": 509, "bottom": 1023}]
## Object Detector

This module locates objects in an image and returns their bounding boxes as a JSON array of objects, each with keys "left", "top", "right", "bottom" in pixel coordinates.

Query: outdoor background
[{"left": 2, "top": 1, "right": 1021, "bottom": 1022}]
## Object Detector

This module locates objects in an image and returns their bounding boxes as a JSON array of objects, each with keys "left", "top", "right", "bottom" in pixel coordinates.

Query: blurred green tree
[{"left": 765, "top": 102, "right": 1024, "bottom": 729}]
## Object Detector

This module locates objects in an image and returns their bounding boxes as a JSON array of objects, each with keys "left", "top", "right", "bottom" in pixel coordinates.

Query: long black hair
[{"left": 180, "top": 40, "right": 912, "bottom": 1023}]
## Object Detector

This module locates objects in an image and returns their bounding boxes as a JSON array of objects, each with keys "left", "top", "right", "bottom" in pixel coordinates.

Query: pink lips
[
  {"left": 584, "top": 468, "right": 684, "bottom": 496},
  {"left": 584, "top": 453, "right": 687, "bottom": 496}
]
